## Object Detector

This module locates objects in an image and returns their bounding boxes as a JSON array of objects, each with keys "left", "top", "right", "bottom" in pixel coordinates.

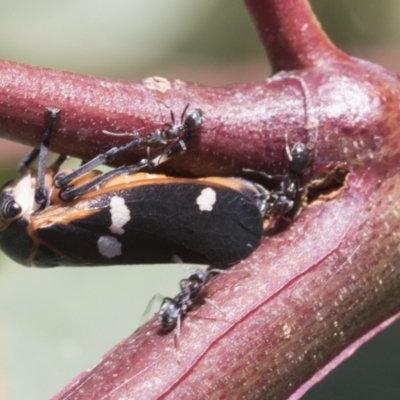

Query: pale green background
[{"left": 0, "top": 1, "right": 399, "bottom": 399}]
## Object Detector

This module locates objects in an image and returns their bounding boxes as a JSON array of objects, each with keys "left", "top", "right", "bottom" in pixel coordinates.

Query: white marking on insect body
[
  {"left": 109, "top": 196, "right": 131, "bottom": 235},
  {"left": 11, "top": 173, "right": 39, "bottom": 217},
  {"left": 196, "top": 187, "right": 217, "bottom": 212},
  {"left": 97, "top": 235, "right": 122, "bottom": 258}
]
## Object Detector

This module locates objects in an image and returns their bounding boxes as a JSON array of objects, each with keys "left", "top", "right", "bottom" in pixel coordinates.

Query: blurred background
[{"left": 0, "top": 0, "right": 399, "bottom": 399}]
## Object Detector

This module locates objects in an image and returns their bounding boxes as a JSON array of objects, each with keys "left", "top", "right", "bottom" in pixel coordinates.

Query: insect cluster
[{"left": 0, "top": 105, "right": 311, "bottom": 336}]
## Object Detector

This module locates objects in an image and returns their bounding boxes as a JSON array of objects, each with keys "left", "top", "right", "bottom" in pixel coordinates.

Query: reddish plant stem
[
  {"left": 0, "top": 60, "right": 313, "bottom": 177},
  {"left": 0, "top": 0, "right": 399, "bottom": 398},
  {"left": 244, "top": 0, "right": 350, "bottom": 71},
  {"left": 290, "top": 311, "right": 400, "bottom": 399}
]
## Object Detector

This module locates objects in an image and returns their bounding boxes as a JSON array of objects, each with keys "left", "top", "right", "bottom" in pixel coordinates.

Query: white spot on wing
[
  {"left": 109, "top": 196, "right": 131, "bottom": 235},
  {"left": 97, "top": 236, "right": 122, "bottom": 258},
  {"left": 196, "top": 187, "right": 217, "bottom": 212}
]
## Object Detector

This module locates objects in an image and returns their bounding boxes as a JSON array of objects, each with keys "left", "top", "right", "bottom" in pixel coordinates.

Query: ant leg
[
  {"left": 102, "top": 127, "right": 144, "bottom": 138},
  {"left": 157, "top": 101, "right": 176, "bottom": 125},
  {"left": 169, "top": 108, "right": 175, "bottom": 125},
  {"left": 203, "top": 297, "right": 227, "bottom": 319},
  {"left": 149, "top": 136, "right": 187, "bottom": 166},
  {"left": 179, "top": 103, "right": 190, "bottom": 123},
  {"left": 163, "top": 136, "right": 189, "bottom": 160},
  {"left": 35, "top": 108, "right": 61, "bottom": 205},
  {"left": 284, "top": 132, "right": 292, "bottom": 161},
  {"left": 175, "top": 313, "right": 181, "bottom": 352},
  {"left": 179, "top": 278, "right": 190, "bottom": 292},
  {"left": 289, "top": 75, "right": 319, "bottom": 170},
  {"left": 141, "top": 293, "right": 164, "bottom": 325},
  {"left": 242, "top": 168, "right": 286, "bottom": 181},
  {"left": 207, "top": 268, "right": 230, "bottom": 275},
  {"left": 178, "top": 140, "right": 187, "bottom": 152}
]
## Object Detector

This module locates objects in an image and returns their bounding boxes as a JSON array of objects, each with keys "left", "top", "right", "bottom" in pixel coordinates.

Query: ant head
[
  {"left": 267, "top": 193, "right": 294, "bottom": 216},
  {"left": 187, "top": 269, "right": 209, "bottom": 285},
  {"left": 184, "top": 109, "right": 204, "bottom": 130},
  {"left": 290, "top": 142, "right": 309, "bottom": 174}
]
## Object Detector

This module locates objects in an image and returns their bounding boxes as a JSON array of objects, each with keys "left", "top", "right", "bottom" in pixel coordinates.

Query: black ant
[
  {"left": 102, "top": 103, "right": 204, "bottom": 161},
  {"left": 245, "top": 135, "right": 311, "bottom": 219},
  {"left": 52, "top": 104, "right": 205, "bottom": 198},
  {"left": 264, "top": 139, "right": 310, "bottom": 217},
  {"left": 143, "top": 104, "right": 204, "bottom": 156},
  {"left": 254, "top": 74, "right": 318, "bottom": 219},
  {"left": 159, "top": 269, "right": 224, "bottom": 343}
]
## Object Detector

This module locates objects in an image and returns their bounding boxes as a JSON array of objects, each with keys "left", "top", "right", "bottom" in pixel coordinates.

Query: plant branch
[
  {"left": 244, "top": 0, "right": 350, "bottom": 71},
  {"left": 0, "top": 0, "right": 399, "bottom": 399}
]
